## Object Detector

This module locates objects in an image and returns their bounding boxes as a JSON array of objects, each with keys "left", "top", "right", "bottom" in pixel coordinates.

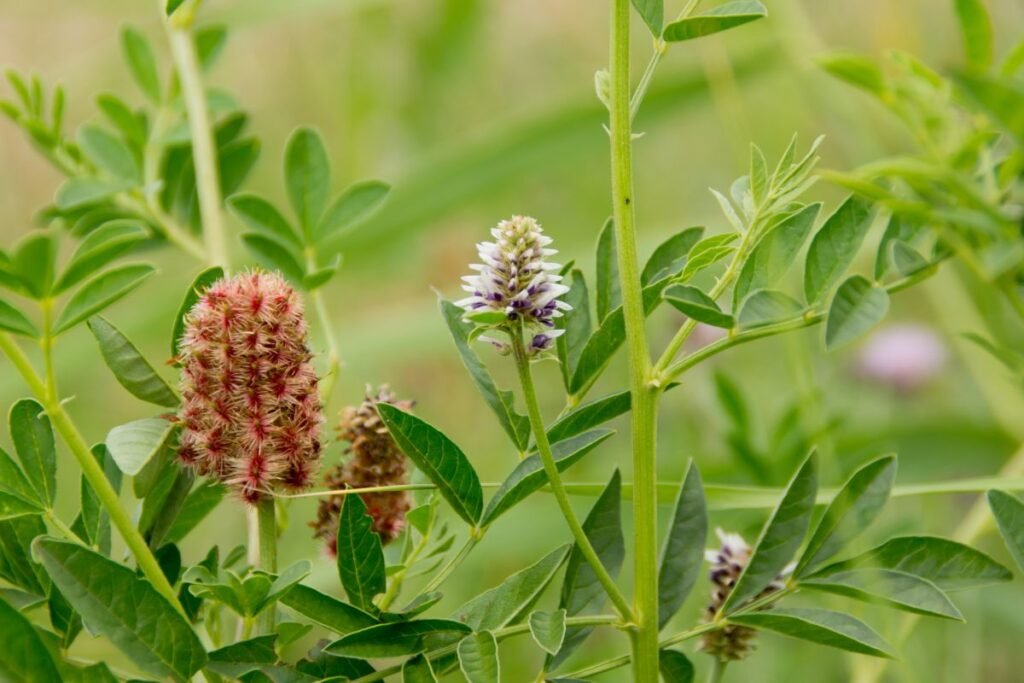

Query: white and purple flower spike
[{"left": 457, "top": 215, "right": 572, "bottom": 354}]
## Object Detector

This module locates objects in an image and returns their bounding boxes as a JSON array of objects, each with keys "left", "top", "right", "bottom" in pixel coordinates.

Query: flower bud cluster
[
  {"left": 700, "top": 529, "right": 789, "bottom": 662},
  {"left": 457, "top": 215, "right": 571, "bottom": 354},
  {"left": 176, "top": 270, "right": 322, "bottom": 503}
]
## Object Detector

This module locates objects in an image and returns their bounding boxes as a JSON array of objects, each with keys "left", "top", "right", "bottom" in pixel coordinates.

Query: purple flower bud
[{"left": 856, "top": 324, "right": 947, "bottom": 393}]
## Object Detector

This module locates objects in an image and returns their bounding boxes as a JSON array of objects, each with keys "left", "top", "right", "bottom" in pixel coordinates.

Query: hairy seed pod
[
  {"left": 700, "top": 529, "right": 790, "bottom": 662},
  {"left": 312, "top": 386, "right": 413, "bottom": 555},
  {"left": 456, "top": 215, "right": 571, "bottom": 353},
  {"left": 176, "top": 270, "right": 322, "bottom": 503}
]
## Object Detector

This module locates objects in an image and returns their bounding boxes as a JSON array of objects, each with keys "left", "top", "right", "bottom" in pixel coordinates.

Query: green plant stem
[
  {"left": 255, "top": 497, "right": 278, "bottom": 634},
  {"left": 44, "top": 510, "right": 86, "bottom": 544},
  {"left": 39, "top": 298, "right": 57, "bottom": 403},
  {"left": 609, "top": 0, "right": 661, "bottom": 677},
  {"left": 707, "top": 658, "right": 729, "bottom": 683},
  {"left": 378, "top": 523, "right": 431, "bottom": 612},
  {"left": 166, "top": 14, "right": 229, "bottom": 270},
  {"left": 306, "top": 250, "right": 341, "bottom": 404},
  {"left": 420, "top": 532, "right": 479, "bottom": 595},
  {"left": 349, "top": 614, "right": 621, "bottom": 683},
  {"left": 511, "top": 329, "right": 634, "bottom": 621},
  {"left": 0, "top": 332, "right": 185, "bottom": 613}
]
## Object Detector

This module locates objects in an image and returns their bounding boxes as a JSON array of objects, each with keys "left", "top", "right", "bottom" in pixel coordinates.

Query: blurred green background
[{"left": 2, "top": 0, "right": 1023, "bottom": 680}]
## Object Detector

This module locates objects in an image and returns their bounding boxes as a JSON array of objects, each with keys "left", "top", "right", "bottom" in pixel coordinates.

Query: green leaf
[
  {"left": 120, "top": 28, "right": 161, "bottom": 103},
  {"left": 166, "top": 0, "right": 186, "bottom": 16},
  {"left": 106, "top": 417, "right": 174, "bottom": 476},
  {"left": 452, "top": 545, "right": 570, "bottom": 632},
  {"left": 568, "top": 281, "right": 665, "bottom": 395},
  {"left": 440, "top": 299, "right": 530, "bottom": 450},
  {"left": 657, "top": 462, "right": 707, "bottom": 629},
  {"left": 336, "top": 494, "right": 386, "bottom": 613},
  {"left": 402, "top": 654, "right": 438, "bottom": 682},
  {"left": 734, "top": 203, "right": 821, "bottom": 308},
  {"left": 874, "top": 214, "right": 923, "bottom": 279},
  {"left": 632, "top": 0, "right": 663, "bottom": 36},
  {"left": 890, "top": 242, "right": 929, "bottom": 277},
  {"left": 33, "top": 538, "right": 207, "bottom": 681},
  {"left": 55, "top": 178, "right": 129, "bottom": 211},
  {"left": 551, "top": 470, "right": 624, "bottom": 668},
  {"left": 227, "top": 194, "right": 301, "bottom": 249},
  {"left": 528, "top": 609, "right": 566, "bottom": 655},
  {"left": 813, "top": 536, "right": 1012, "bottom": 591},
  {"left": 207, "top": 636, "right": 278, "bottom": 678},
  {"left": 802, "top": 568, "right": 963, "bottom": 620},
  {"left": 729, "top": 608, "right": 894, "bottom": 658},
  {"left": 546, "top": 391, "right": 629, "bottom": 444},
  {"left": 825, "top": 276, "right": 889, "bottom": 350},
  {"left": 595, "top": 218, "right": 620, "bottom": 322},
  {"left": 279, "top": 584, "right": 378, "bottom": 635},
  {"left": 663, "top": 284, "right": 734, "bottom": 328},
  {"left": 96, "top": 94, "right": 146, "bottom": 148},
  {"left": 720, "top": 454, "right": 817, "bottom": 614},
  {"left": 377, "top": 403, "right": 483, "bottom": 525},
  {"left": 285, "top": 127, "right": 331, "bottom": 237},
  {"left": 954, "top": 72, "right": 1024, "bottom": 143},
  {"left": 77, "top": 444, "right": 121, "bottom": 555},
  {"left": 0, "top": 446, "right": 45, "bottom": 513},
  {"left": 0, "top": 491, "right": 43, "bottom": 521},
  {"left": 678, "top": 233, "right": 738, "bottom": 283},
  {"left": 171, "top": 266, "right": 223, "bottom": 359},
  {"left": 303, "top": 254, "right": 341, "bottom": 291},
  {"left": 78, "top": 124, "right": 139, "bottom": 181},
  {"left": 53, "top": 263, "right": 155, "bottom": 334},
  {"left": 641, "top": 227, "right": 705, "bottom": 286},
  {"left": 0, "top": 299, "right": 37, "bottom": 337},
  {"left": 325, "top": 619, "right": 471, "bottom": 658},
  {"left": 11, "top": 232, "right": 56, "bottom": 298},
  {"left": 10, "top": 399, "right": 56, "bottom": 509},
  {"left": 164, "top": 481, "right": 225, "bottom": 545},
  {"left": 458, "top": 631, "right": 499, "bottom": 683},
  {"left": 663, "top": 0, "right": 767, "bottom": 42},
  {"left": 318, "top": 180, "right": 390, "bottom": 241},
  {"left": 796, "top": 456, "right": 896, "bottom": 577},
  {"left": 195, "top": 25, "right": 228, "bottom": 70},
  {"left": 817, "top": 54, "right": 887, "bottom": 96},
  {"left": 87, "top": 316, "right": 178, "bottom": 407},
  {"left": 56, "top": 220, "right": 148, "bottom": 294},
  {"left": 482, "top": 430, "right": 612, "bottom": 526},
  {"left": 736, "top": 289, "right": 803, "bottom": 330},
  {"left": 803, "top": 196, "right": 874, "bottom": 303},
  {"left": 240, "top": 234, "right": 306, "bottom": 285},
  {"left": 988, "top": 490, "right": 1024, "bottom": 572},
  {"left": 658, "top": 649, "right": 694, "bottom": 683},
  {"left": 556, "top": 269, "right": 591, "bottom": 390},
  {"left": 954, "top": 0, "right": 993, "bottom": 69},
  {"left": 0, "top": 597, "right": 61, "bottom": 680}
]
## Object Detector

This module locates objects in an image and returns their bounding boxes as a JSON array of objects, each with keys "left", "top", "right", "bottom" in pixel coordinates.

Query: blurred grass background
[{"left": 1, "top": 0, "right": 1024, "bottom": 680}]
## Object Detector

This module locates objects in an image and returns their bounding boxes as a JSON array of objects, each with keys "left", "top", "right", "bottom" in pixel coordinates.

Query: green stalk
[
  {"left": 306, "top": 249, "right": 342, "bottom": 404},
  {"left": 609, "top": 0, "right": 660, "bottom": 676},
  {"left": 166, "top": 4, "right": 229, "bottom": 270},
  {"left": 421, "top": 533, "right": 480, "bottom": 595},
  {"left": 0, "top": 333, "right": 185, "bottom": 613},
  {"left": 511, "top": 329, "right": 633, "bottom": 620},
  {"left": 255, "top": 497, "right": 278, "bottom": 634},
  {"left": 707, "top": 658, "right": 729, "bottom": 683}
]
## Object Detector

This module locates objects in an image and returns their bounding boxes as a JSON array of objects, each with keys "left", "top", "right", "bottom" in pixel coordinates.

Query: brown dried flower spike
[
  {"left": 176, "top": 270, "right": 322, "bottom": 503},
  {"left": 313, "top": 386, "right": 413, "bottom": 555}
]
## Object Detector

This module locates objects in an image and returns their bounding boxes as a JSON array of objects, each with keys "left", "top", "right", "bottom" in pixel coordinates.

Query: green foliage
[
  {"left": 729, "top": 608, "right": 894, "bottom": 658},
  {"left": 458, "top": 630, "right": 500, "bottom": 683},
  {"left": 663, "top": 1, "right": 767, "bottom": 43},
  {"left": 10, "top": 399, "right": 57, "bottom": 509},
  {"left": 34, "top": 538, "right": 207, "bottom": 681},
  {"left": 377, "top": 403, "right": 484, "bottom": 525},
  {"left": 825, "top": 276, "right": 890, "bottom": 349},
  {"left": 88, "top": 316, "right": 179, "bottom": 407},
  {"left": 326, "top": 619, "right": 472, "bottom": 658},
  {"left": 988, "top": 490, "right": 1024, "bottom": 571},
  {"left": 657, "top": 462, "right": 707, "bottom": 629},
  {"left": 336, "top": 494, "right": 387, "bottom": 613},
  {"left": 529, "top": 609, "right": 567, "bottom": 655}
]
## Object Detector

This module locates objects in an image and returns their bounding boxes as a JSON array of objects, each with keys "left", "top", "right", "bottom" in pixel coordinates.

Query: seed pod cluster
[{"left": 312, "top": 386, "right": 413, "bottom": 554}]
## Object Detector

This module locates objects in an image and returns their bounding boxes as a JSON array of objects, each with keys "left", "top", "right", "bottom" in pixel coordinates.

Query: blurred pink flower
[{"left": 856, "top": 324, "right": 947, "bottom": 392}]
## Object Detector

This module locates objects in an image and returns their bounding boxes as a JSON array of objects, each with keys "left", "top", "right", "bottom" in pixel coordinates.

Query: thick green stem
[
  {"left": 609, "top": 0, "right": 660, "bottom": 678},
  {"left": 707, "top": 658, "right": 729, "bottom": 683},
  {"left": 255, "top": 497, "right": 278, "bottom": 634},
  {"left": 166, "top": 15, "right": 229, "bottom": 270},
  {"left": 511, "top": 330, "right": 634, "bottom": 620},
  {"left": 0, "top": 334, "right": 184, "bottom": 612}
]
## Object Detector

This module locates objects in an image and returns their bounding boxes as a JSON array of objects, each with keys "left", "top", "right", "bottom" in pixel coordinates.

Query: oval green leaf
[
  {"left": 663, "top": 0, "right": 767, "bottom": 42},
  {"left": 33, "top": 537, "right": 207, "bottom": 681},
  {"left": 10, "top": 398, "right": 56, "bottom": 508},
  {"left": 318, "top": 180, "right": 390, "bottom": 241},
  {"left": 88, "top": 316, "right": 179, "bottom": 407},
  {"left": 325, "top": 619, "right": 471, "bottom": 658},
  {"left": 336, "top": 494, "right": 386, "bottom": 613},
  {"left": 657, "top": 461, "right": 707, "bottom": 629},
  {"left": 376, "top": 403, "right": 483, "bottom": 525},
  {"left": 0, "top": 298, "right": 38, "bottom": 337},
  {"left": 664, "top": 284, "right": 734, "bottom": 328},
  {"left": 729, "top": 607, "right": 894, "bottom": 658},
  {"left": 53, "top": 263, "right": 155, "bottom": 334},
  {"left": 988, "top": 490, "right": 1024, "bottom": 572},
  {"left": 529, "top": 609, "right": 566, "bottom": 655},
  {"left": 458, "top": 631, "right": 499, "bottom": 683},
  {"left": 106, "top": 417, "right": 175, "bottom": 476},
  {"left": 825, "top": 275, "right": 889, "bottom": 350},
  {"left": 285, "top": 126, "right": 331, "bottom": 237}
]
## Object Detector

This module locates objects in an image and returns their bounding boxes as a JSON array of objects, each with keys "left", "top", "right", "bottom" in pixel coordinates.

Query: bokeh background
[{"left": 2, "top": 0, "right": 1024, "bottom": 680}]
